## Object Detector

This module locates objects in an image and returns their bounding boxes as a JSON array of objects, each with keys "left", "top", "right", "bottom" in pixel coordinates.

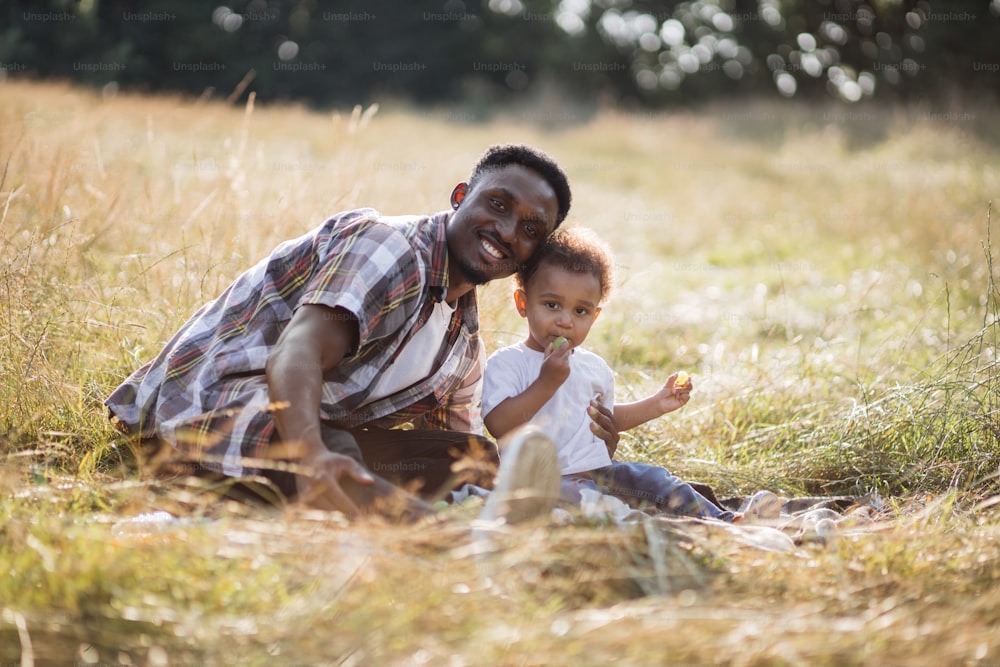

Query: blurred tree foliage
[{"left": 1, "top": 0, "right": 997, "bottom": 110}]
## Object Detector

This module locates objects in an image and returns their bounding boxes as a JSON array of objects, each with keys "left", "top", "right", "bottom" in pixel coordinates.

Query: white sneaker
[
  {"left": 739, "top": 490, "right": 782, "bottom": 523},
  {"left": 478, "top": 426, "right": 560, "bottom": 526}
]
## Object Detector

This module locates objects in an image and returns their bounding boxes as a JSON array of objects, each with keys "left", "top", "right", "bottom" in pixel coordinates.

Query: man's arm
[{"left": 266, "top": 304, "right": 373, "bottom": 513}]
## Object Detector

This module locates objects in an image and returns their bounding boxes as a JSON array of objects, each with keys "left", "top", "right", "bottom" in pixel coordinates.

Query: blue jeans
[{"left": 561, "top": 462, "right": 735, "bottom": 522}]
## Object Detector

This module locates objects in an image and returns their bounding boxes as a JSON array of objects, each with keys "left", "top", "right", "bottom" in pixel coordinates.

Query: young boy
[{"left": 483, "top": 228, "right": 759, "bottom": 522}]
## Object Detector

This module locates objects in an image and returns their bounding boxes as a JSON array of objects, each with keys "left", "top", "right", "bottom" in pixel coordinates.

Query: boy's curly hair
[{"left": 516, "top": 227, "right": 614, "bottom": 302}]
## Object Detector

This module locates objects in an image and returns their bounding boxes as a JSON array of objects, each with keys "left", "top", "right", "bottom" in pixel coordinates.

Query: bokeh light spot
[
  {"left": 858, "top": 71, "right": 876, "bottom": 95},
  {"left": 277, "top": 41, "right": 299, "bottom": 61},
  {"left": 839, "top": 80, "right": 862, "bottom": 102},
  {"left": 659, "top": 66, "right": 683, "bottom": 90},
  {"left": 635, "top": 68, "right": 658, "bottom": 90},
  {"left": 660, "top": 19, "right": 685, "bottom": 47},
  {"left": 223, "top": 13, "right": 243, "bottom": 32},
  {"left": 678, "top": 52, "right": 700, "bottom": 74},
  {"left": 712, "top": 12, "right": 734, "bottom": 32},
  {"left": 775, "top": 71, "right": 797, "bottom": 96},
  {"left": 723, "top": 60, "right": 744, "bottom": 80},
  {"left": 639, "top": 32, "right": 661, "bottom": 52}
]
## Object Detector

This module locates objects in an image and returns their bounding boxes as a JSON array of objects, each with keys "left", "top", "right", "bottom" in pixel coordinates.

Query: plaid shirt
[{"left": 106, "top": 208, "right": 484, "bottom": 476}]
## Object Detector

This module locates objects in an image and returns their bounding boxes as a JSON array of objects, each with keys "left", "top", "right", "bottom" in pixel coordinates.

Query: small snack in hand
[
  {"left": 552, "top": 336, "right": 568, "bottom": 351},
  {"left": 675, "top": 370, "right": 690, "bottom": 387}
]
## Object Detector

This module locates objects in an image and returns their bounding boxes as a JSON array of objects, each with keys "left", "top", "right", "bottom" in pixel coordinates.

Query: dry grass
[{"left": 2, "top": 79, "right": 1000, "bottom": 664}]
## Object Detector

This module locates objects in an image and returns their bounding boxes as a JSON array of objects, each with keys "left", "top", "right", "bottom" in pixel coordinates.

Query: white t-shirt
[
  {"left": 483, "top": 341, "right": 614, "bottom": 475},
  {"left": 365, "top": 299, "right": 456, "bottom": 402}
]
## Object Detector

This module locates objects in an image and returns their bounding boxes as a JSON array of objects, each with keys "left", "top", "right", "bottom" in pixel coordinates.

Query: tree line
[{"left": 2, "top": 0, "right": 997, "bottom": 112}]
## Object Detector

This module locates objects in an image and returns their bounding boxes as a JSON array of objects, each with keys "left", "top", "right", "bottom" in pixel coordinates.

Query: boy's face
[{"left": 515, "top": 262, "right": 602, "bottom": 352}]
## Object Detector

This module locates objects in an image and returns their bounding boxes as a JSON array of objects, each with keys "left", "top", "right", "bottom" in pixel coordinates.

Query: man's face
[{"left": 446, "top": 164, "right": 559, "bottom": 286}]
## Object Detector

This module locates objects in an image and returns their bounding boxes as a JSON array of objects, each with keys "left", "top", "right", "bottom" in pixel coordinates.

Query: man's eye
[
  {"left": 491, "top": 198, "right": 505, "bottom": 210},
  {"left": 524, "top": 223, "right": 537, "bottom": 238}
]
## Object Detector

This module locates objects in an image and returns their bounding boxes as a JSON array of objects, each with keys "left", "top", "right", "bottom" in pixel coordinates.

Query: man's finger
[
  {"left": 320, "top": 478, "right": 363, "bottom": 517},
  {"left": 590, "top": 419, "right": 616, "bottom": 439},
  {"left": 297, "top": 477, "right": 340, "bottom": 511},
  {"left": 342, "top": 459, "right": 375, "bottom": 485},
  {"left": 589, "top": 404, "right": 614, "bottom": 428},
  {"left": 298, "top": 471, "right": 362, "bottom": 516}
]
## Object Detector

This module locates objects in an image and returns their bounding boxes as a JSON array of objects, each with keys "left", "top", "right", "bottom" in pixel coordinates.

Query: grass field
[{"left": 2, "top": 79, "right": 1000, "bottom": 665}]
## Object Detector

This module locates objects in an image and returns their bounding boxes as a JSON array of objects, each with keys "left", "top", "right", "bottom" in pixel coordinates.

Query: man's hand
[
  {"left": 295, "top": 449, "right": 375, "bottom": 515},
  {"left": 588, "top": 398, "right": 620, "bottom": 459}
]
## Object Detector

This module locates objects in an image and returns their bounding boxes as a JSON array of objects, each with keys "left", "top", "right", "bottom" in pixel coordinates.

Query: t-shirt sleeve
[
  {"left": 482, "top": 346, "right": 529, "bottom": 419},
  {"left": 298, "top": 215, "right": 420, "bottom": 349},
  {"left": 598, "top": 358, "right": 615, "bottom": 408}
]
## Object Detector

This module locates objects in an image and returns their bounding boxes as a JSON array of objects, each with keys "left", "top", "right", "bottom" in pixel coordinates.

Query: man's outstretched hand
[{"left": 295, "top": 450, "right": 375, "bottom": 516}]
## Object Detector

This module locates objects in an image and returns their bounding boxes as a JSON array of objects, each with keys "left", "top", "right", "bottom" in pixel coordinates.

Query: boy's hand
[
  {"left": 589, "top": 398, "right": 620, "bottom": 459},
  {"left": 654, "top": 371, "right": 693, "bottom": 415},
  {"left": 538, "top": 336, "right": 572, "bottom": 390}
]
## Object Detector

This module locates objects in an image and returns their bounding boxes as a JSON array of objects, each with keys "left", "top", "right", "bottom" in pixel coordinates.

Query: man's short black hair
[{"left": 469, "top": 144, "right": 572, "bottom": 228}]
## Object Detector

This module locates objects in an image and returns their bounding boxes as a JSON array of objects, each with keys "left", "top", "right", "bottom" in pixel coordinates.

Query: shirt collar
[{"left": 426, "top": 211, "right": 452, "bottom": 303}]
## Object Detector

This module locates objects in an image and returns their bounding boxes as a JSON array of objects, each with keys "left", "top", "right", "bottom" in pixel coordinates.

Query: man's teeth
[{"left": 482, "top": 238, "right": 504, "bottom": 259}]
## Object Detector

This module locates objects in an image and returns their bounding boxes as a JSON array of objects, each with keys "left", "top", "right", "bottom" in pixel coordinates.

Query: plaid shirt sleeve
[{"left": 299, "top": 217, "right": 424, "bottom": 348}]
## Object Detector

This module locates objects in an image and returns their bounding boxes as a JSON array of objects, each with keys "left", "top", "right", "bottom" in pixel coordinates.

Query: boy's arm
[
  {"left": 484, "top": 343, "right": 572, "bottom": 438},
  {"left": 613, "top": 371, "right": 691, "bottom": 431},
  {"left": 484, "top": 376, "right": 561, "bottom": 438}
]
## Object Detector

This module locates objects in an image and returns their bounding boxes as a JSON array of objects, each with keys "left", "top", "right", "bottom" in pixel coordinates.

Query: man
[{"left": 107, "top": 144, "right": 616, "bottom": 518}]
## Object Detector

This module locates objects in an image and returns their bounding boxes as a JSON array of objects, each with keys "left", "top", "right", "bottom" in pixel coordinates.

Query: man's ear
[
  {"left": 450, "top": 182, "right": 468, "bottom": 210},
  {"left": 513, "top": 288, "right": 528, "bottom": 317}
]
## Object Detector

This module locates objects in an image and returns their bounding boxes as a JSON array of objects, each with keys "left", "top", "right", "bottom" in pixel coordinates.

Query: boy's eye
[{"left": 545, "top": 302, "right": 559, "bottom": 310}]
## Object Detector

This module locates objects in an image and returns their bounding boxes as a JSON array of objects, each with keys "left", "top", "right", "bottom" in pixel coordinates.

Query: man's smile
[{"left": 480, "top": 234, "right": 509, "bottom": 260}]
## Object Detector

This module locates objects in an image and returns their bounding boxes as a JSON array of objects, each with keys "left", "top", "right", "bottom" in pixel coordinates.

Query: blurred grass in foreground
[{"left": 1, "top": 80, "right": 999, "bottom": 664}]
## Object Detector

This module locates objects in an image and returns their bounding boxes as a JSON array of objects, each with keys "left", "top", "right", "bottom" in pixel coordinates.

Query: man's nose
[{"left": 495, "top": 215, "right": 516, "bottom": 243}]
